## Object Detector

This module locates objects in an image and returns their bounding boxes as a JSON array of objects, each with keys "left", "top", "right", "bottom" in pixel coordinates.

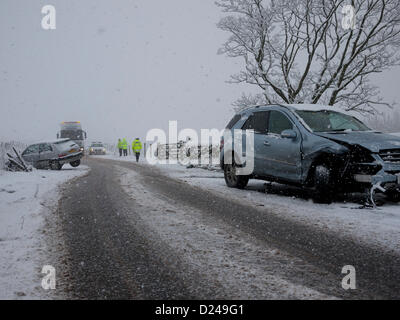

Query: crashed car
[
  {"left": 88, "top": 142, "right": 107, "bottom": 155},
  {"left": 21, "top": 139, "right": 83, "bottom": 170},
  {"left": 221, "top": 104, "right": 400, "bottom": 204}
]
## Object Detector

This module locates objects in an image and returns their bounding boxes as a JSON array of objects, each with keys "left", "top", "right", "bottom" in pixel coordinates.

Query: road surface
[{"left": 55, "top": 157, "right": 400, "bottom": 299}]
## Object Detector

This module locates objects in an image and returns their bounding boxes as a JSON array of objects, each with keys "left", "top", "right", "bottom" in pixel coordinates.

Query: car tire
[
  {"left": 50, "top": 161, "right": 63, "bottom": 170},
  {"left": 70, "top": 160, "right": 81, "bottom": 168},
  {"left": 224, "top": 162, "right": 249, "bottom": 189},
  {"left": 313, "top": 164, "right": 333, "bottom": 204}
]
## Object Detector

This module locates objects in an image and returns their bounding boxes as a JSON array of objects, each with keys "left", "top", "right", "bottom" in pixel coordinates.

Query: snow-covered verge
[{"left": 0, "top": 165, "right": 89, "bottom": 299}]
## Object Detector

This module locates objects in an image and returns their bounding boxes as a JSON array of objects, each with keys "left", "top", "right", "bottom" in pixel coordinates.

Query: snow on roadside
[
  {"left": 0, "top": 165, "right": 89, "bottom": 299},
  {"left": 93, "top": 153, "right": 221, "bottom": 172},
  {"left": 92, "top": 154, "right": 138, "bottom": 162}
]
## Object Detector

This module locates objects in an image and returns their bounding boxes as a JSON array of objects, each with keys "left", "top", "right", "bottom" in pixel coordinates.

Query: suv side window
[
  {"left": 253, "top": 111, "right": 269, "bottom": 134},
  {"left": 39, "top": 143, "right": 53, "bottom": 152},
  {"left": 242, "top": 112, "right": 269, "bottom": 133},
  {"left": 242, "top": 115, "right": 254, "bottom": 130},
  {"left": 23, "top": 144, "right": 39, "bottom": 155},
  {"left": 268, "top": 111, "right": 293, "bottom": 134}
]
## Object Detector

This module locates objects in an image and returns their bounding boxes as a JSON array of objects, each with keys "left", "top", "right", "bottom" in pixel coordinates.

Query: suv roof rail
[{"left": 239, "top": 104, "right": 278, "bottom": 113}]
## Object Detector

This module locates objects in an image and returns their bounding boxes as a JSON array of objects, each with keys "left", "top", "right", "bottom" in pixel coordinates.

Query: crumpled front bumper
[
  {"left": 370, "top": 162, "right": 400, "bottom": 191},
  {"left": 353, "top": 156, "right": 400, "bottom": 192}
]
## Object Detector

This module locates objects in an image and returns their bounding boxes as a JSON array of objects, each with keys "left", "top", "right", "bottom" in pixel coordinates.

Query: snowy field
[
  {"left": 96, "top": 154, "right": 400, "bottom": 254},
  {"left": 0, "top": 165, "right": 89, "bottom": 299}
]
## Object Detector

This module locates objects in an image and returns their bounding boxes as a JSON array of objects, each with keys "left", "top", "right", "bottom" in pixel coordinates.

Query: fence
[{"left": 155, "top": 142, "right": 220, "bottom": 167}]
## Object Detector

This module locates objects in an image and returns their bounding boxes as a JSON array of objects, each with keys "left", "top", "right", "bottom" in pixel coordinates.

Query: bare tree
[{"left": 217, "top": 0, "right": 400, "bottom": 113}]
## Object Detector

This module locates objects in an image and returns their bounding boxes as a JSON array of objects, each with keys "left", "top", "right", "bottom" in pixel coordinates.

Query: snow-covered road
[
  {"left": 157, "top": 165, "right": 400, "bottom": 255},
  {"left": 99, "top": 154, "right": 400, "bottom": 255},
  {"left": 117, "top": 166, "right": 337, "bottom": 299},
  {"left": 75, "top": 156, "right": 400, "bottom": 299},
  {"left": 3, "top": 153, "right": 400, "bottom": 299}
]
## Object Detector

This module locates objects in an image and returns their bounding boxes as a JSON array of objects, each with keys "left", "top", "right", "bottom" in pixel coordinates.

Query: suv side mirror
[{"left": 281, "top": 129, "right": 297, "bottom": 139}]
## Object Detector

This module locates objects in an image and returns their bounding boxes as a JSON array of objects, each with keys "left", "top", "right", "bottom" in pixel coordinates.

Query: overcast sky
[{"left": 1, "top": 0, "right": 399, "bottom": 144}]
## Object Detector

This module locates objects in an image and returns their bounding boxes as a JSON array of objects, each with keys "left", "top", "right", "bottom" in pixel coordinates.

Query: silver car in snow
[{"left": 22, "top": 139, "right": 83, "bottom": 170}]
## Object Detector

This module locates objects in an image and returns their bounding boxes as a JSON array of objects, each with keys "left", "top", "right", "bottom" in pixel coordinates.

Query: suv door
[
  {"left": 38, "top": 143, "right": 54, "bottom": 168},
  {"left": 241, "top": 111, "right": 269, "bottom": 175},
  {"left": 264, "top": 110, "right": 302, "bottom": 181}
]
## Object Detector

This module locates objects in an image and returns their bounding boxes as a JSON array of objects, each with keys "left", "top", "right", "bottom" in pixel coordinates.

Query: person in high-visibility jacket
[
  {"left": 121, "top": 138, "right": 128, "bottom": 156},
  {"left": 132, "top": 138, "right": 142, "bottom": 162},
  {"left": 117, "top": 139, "right": 123, "bottom": 157}
]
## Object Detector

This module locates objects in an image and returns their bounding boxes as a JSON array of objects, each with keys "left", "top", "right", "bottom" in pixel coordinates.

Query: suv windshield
[
  {"left": 295, "top": 110, "right": 370, "bottom": 132},
  {"left": 91, "top": 144, "right": 104, "bottom": 147}
]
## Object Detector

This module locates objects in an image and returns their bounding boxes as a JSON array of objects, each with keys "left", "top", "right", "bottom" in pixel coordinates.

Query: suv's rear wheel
[
  {"left": 224, "top": 162, "right": 249, "bottom": 189},
  {"left": 313, "top": 164, "right": 334, "bottom": 204}
]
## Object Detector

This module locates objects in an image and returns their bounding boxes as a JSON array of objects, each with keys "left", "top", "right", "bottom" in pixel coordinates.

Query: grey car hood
[{"left": 316, "top": 131, "right": 400, "bottom": 153}]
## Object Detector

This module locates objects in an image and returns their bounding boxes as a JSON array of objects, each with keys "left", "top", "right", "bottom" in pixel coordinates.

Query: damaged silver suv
[{"left": 221, "top": 104, "right": 400, "bottom": 204}]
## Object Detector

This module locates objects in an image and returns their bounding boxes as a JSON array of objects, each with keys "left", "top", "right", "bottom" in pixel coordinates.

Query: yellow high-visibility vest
[{"left": 132, "top": 140, "right": 142, "bottom": 152}]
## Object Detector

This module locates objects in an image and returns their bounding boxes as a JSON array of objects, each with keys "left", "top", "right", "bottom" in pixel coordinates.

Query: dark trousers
[
  {"left": 135, "top": 152, "right": 140, "bottom": 162},
  {"left": 123, "top": 149, "right": 128, "bottom": 156},
  {"left": 119, "top": 148, "right": 122, "bottom": 157}
]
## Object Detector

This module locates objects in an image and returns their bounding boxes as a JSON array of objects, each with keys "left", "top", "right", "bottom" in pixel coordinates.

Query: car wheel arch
[
  {"left": 305, "top": 151, "right": 346, "bottom": 187},
  {"left": 221, "top": 150, "right": 244, "bottom": 169}
]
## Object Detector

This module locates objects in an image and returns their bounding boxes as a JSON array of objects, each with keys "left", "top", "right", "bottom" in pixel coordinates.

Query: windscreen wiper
[{"left": 329, "top": 129, "right": 349, "bottom": 132}]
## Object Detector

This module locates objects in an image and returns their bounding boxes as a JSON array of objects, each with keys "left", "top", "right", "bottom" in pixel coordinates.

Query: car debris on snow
[{"left": 5, "top": 148, "right": 32, "bottom": 172}]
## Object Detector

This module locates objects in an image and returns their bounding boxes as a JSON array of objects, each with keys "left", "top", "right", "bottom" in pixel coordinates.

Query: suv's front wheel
[
  {"left": 224, "top": 163, "right": 249, "bottom": 189},
  {"left": 313, "top": 164, "right": 334, "bottom": 204},
  {"left": 386, "top": 189, "right": 400, "bottom": 202}
]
